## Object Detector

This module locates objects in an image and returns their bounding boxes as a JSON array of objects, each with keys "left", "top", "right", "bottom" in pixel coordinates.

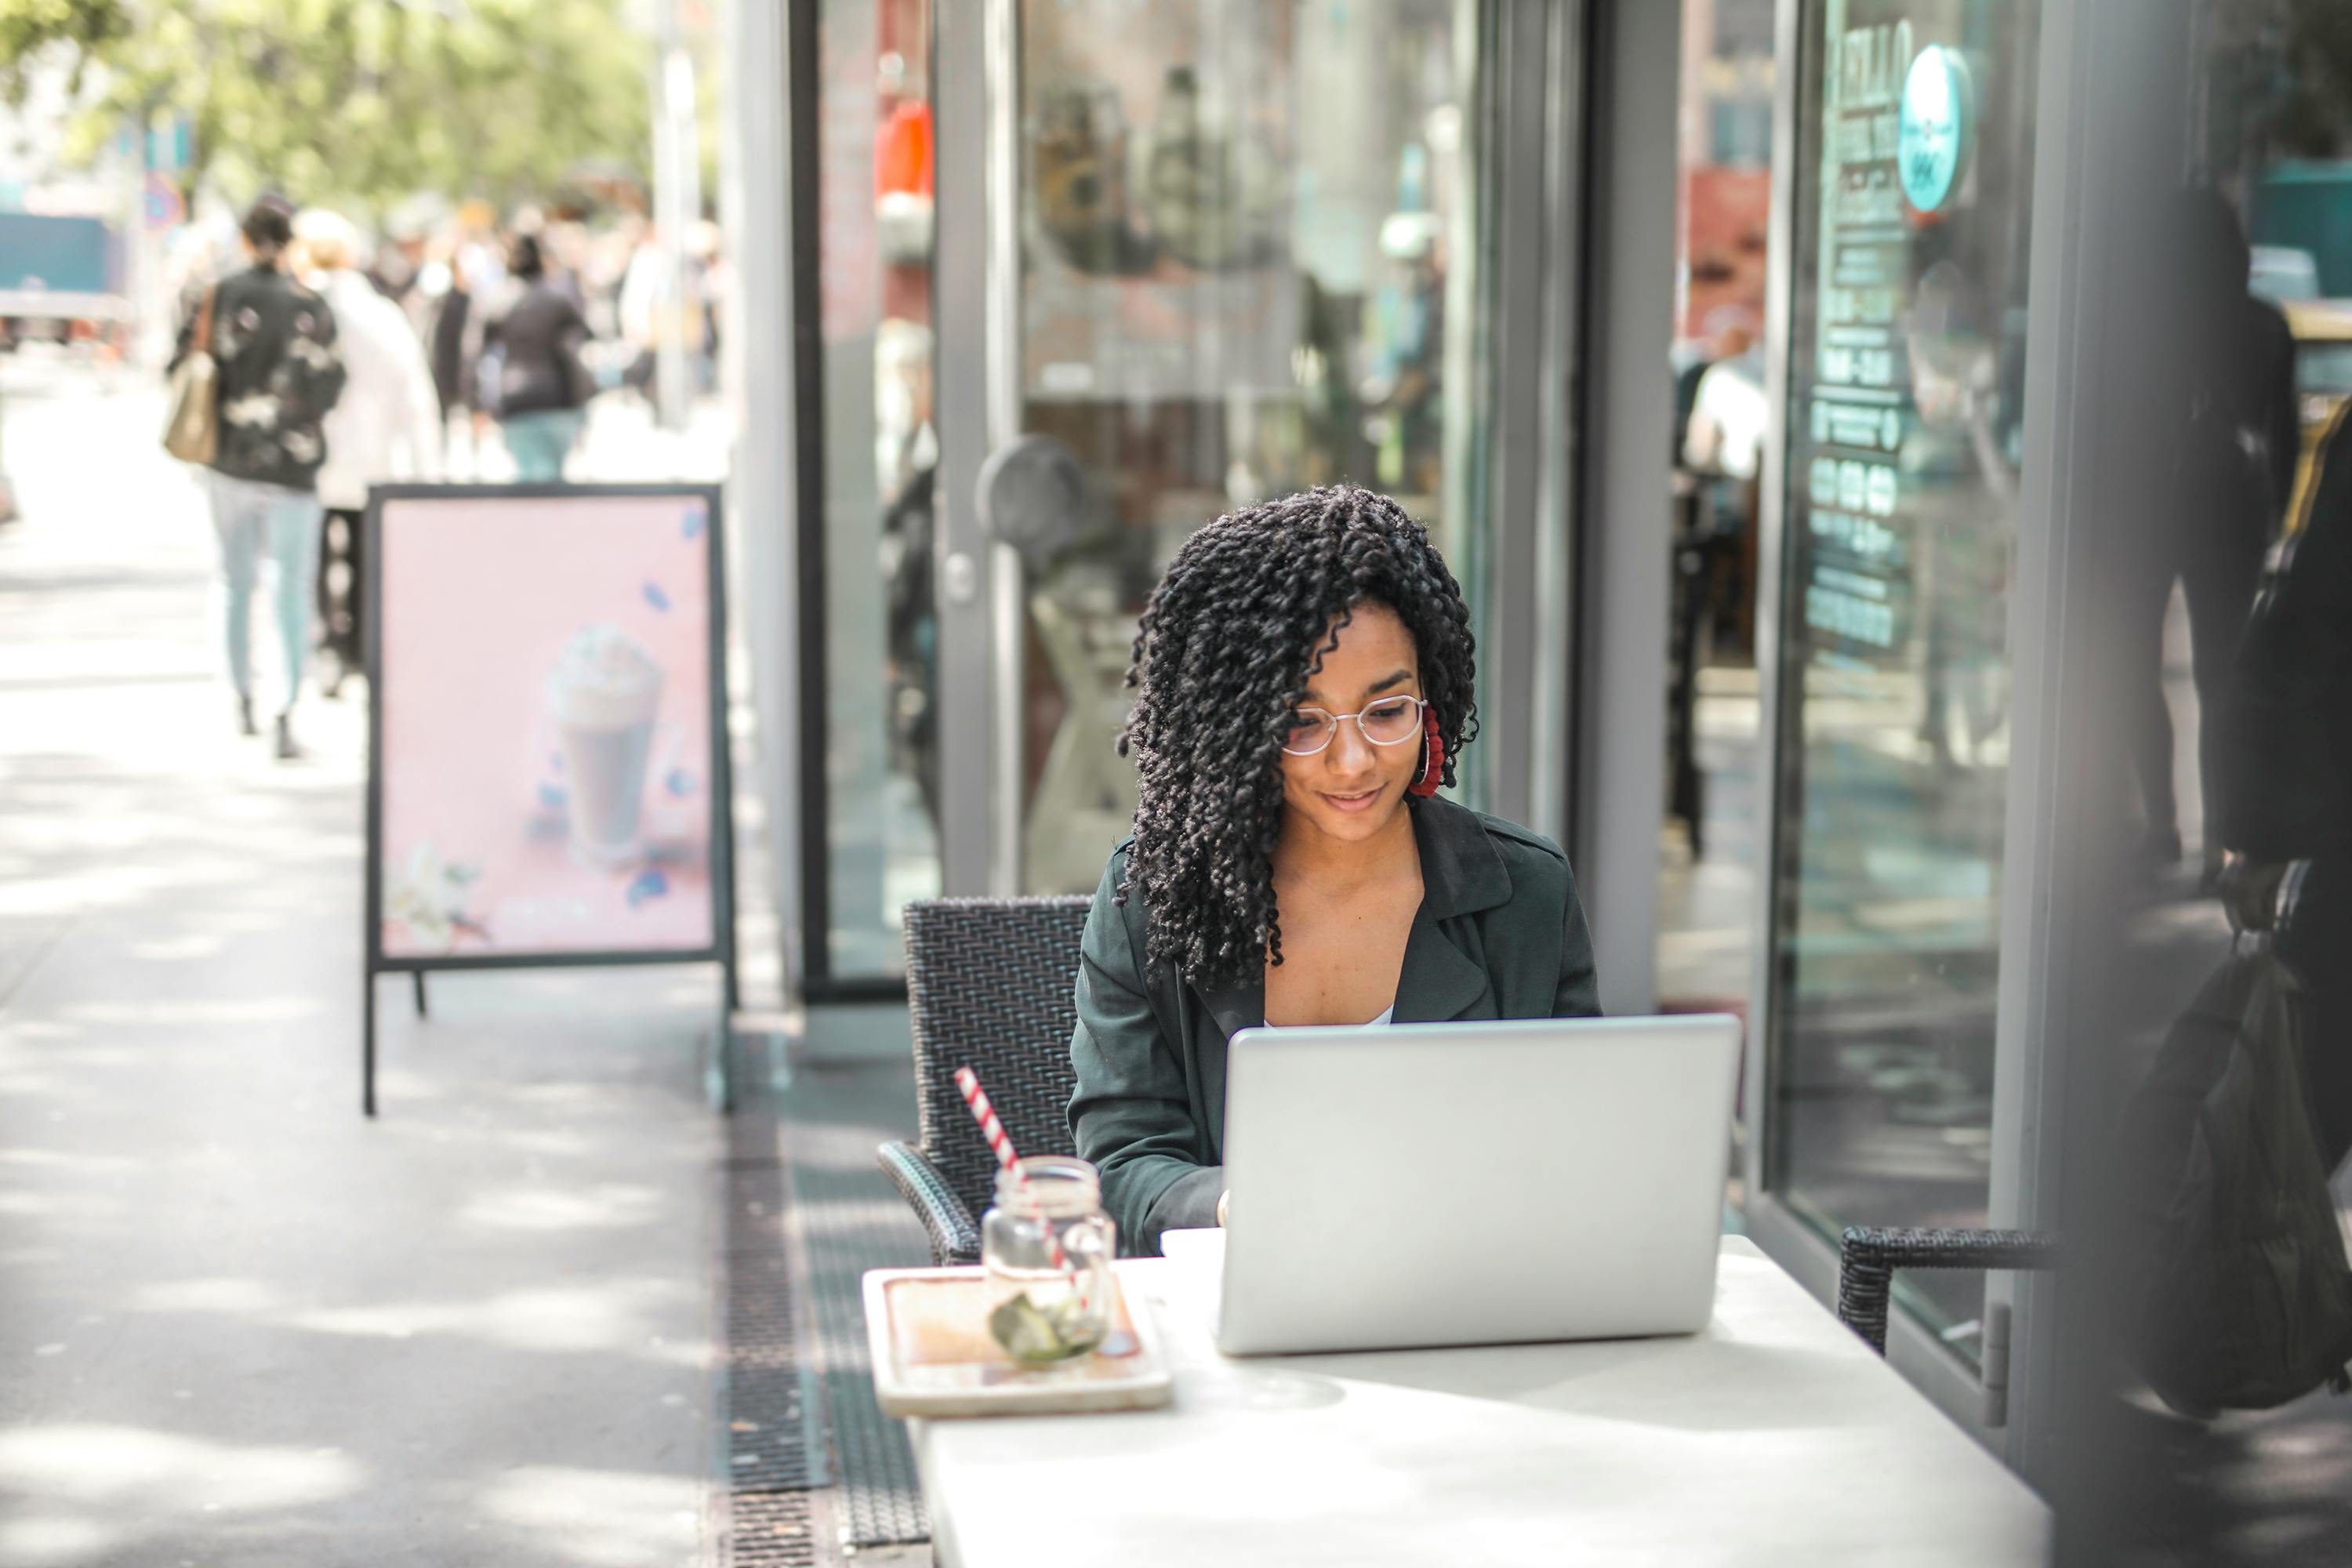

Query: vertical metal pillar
[
  {"left": 653, "top": 0, "right": 704, "bottom": 433},
  {"left": 1572, "top": 0, "right": 1681, "bottom": 1016}
]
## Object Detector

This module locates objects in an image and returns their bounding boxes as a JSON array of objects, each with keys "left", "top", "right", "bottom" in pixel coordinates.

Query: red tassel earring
[{"left": 1410, "top": 706, "right": 1445, "bottom": 797}]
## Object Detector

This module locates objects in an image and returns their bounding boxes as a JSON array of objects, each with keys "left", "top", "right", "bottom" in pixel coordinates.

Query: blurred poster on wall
[
  {"left": 368, "top": 486, "right": 730, "bottom": 963},
  {"left": 1681, "top": 165, "right": 1772, "bottom": 339},
  {"left": 1018, "top": 0, "right": 1298, "bottom": 401}
]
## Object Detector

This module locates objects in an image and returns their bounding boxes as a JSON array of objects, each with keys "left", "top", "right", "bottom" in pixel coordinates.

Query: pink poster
[{"left": 373, "top": 489, "right": 723, "bottom": 960}]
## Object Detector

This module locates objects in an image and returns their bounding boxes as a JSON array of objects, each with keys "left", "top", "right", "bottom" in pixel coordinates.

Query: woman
[
  {"left": 291, "top": 209, "right": 442, "bottom": 695},
  {"left": 172, "top": 198, "right": 347, "bottom": 760},
  {"left": 1069, "top": 486, "right": 1600, "bottom": 1255},
  {"left": 481, "top": 233, "right": 593, "bottom": 481}
]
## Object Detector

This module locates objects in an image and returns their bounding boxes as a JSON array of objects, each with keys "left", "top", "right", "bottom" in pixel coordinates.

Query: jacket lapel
[
  {"left": 1394, "top": 797, "right": 1513, "bottom": 1022},
  {"left": 1190, "top": 975, "right": 1259, "bottom": 1164},
  {"left": 1197, "top": 974, "right": 1264, "bottom": 1043},
  {"left": 1392, "top": 900, "right": 1493, "bottom": 1022}
]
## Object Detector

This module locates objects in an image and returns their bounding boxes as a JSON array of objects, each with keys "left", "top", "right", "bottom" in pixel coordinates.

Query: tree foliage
[{"left": 0, "top": 0, "right": 653, "bottom": 212}]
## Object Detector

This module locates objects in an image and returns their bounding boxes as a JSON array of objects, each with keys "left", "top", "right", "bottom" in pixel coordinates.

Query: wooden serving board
[{"left": 862, "top": 1266, "right": 1174, "bottom": 1418}]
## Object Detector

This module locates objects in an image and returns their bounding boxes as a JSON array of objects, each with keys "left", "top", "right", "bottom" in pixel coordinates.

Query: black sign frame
[{"left": 360, "top": 481, "right": 738, "bottom": 1116}]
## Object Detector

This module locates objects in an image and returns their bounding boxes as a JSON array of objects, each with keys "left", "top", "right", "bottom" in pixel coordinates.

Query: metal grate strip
[
  {"left": 784, "top": 1127, "right": 935, "bottom": 1549},
  {"left": 724, "top": 1489, "right": 818, "bottom": 1568},
  {"left": 718, "top": 1033, "right": 830, "bottom": 1567}
]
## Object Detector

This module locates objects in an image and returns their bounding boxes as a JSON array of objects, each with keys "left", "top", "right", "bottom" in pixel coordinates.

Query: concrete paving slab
[{"left": 0, "top": 365, "right": 725, "bottom": 1568}]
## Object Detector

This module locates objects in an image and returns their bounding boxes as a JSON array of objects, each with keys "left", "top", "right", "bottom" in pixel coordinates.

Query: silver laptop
[{"left": 1214, "top": 1014, "right": 1742, "bottom": 1356}]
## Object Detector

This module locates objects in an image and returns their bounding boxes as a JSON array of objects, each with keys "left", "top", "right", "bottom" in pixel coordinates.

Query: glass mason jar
[{"left": 980, "top": 1156, "right": 1116, "bottom": 1364}]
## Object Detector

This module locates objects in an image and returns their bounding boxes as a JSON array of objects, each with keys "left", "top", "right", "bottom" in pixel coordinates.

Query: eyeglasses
[{"left": 1279, "top": 695, "right": 1426, "bottom": 757}]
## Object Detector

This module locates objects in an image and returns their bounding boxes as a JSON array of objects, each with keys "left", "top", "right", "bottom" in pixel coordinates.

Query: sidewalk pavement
[{"left": 0, "top": 359, "right": 728, "bottom": 1568}]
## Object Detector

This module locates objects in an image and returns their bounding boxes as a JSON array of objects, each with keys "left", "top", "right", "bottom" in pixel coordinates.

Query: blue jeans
[
  {"left": 500, "top": 408, "right": 586, "bottom": 482},
  {"left": 205, "top": 472, "right": 321, "bottom": 714}
]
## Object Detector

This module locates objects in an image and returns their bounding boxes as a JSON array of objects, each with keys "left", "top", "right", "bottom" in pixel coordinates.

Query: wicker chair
[
  {"left": 879, "top": 896, "right": 1093, "bottom": 1266},
  {"left": 1835, "top": 1226, "right": 2060, "bottom": 1354}
]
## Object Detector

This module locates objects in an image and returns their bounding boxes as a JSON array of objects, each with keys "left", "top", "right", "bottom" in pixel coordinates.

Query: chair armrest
[
  {"left": 878, "top": 1141, "right": 982, "bottom": 1266},
  {"left": 1836, "top": 1226, "right": 2060, "bottom": 1355}
]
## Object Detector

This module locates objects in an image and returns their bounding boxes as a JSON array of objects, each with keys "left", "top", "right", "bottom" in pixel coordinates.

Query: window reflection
[
  {"left": 818, "top": 0, "right": 942, "bottom": 981},
  {"left": 1011, "top": 0, "right": 1483, "bottom": 893},
  {"left": 1767, "top": 0, "right": 2042, "bottom": 1350},
  {"left": 1659, "top": 0, "right": 1777, "bottom": 1038}
]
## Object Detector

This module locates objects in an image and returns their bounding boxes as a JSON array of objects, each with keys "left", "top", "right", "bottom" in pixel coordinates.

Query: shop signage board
[
  {"left": 1794, "top": 5, "right": 2011, "bottom": 673},
  {"left": 1797, "top": 2, "right": 1920, "bottom": 668},
  {"left": 361, "top": 484, "right": 737, "bottom": 1115},
  {"left": 1897, "top": 44, "right": 1973, "bottom": 215}
]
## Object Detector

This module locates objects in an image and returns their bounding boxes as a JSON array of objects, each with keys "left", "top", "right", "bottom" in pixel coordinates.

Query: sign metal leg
[{"left": 363, "top": 971, "right": 378, "bottom": 1117}]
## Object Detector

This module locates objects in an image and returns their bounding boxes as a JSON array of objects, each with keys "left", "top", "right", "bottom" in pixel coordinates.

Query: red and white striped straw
[{"left": 954, "top": 1065, "right": 1073, "bottom": 1276}]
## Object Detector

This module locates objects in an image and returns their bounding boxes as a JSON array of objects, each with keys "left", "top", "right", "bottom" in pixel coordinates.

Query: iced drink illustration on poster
[
  {"left": 374, "top": 491, "right": 720, "bottom": 960},
  {"left": 549, "top": 623, "right": 665, "bottom": 867}
]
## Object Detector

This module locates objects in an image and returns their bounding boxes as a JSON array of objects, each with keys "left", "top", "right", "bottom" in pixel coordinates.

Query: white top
[
  {"left": 906, "top": 1232, "right": 2049, "bottom": 1568},
  {"left": 314, "top": 269, "right": 442, "bottom": 510},
  {"left": 1264, "top": 1004, "right": 1393, "bottom": 1028}
]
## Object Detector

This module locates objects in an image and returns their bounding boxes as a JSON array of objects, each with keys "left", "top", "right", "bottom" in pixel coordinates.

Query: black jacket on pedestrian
[
  {"left": 2226, "top": 402, "right": 2352, "bottom": 866},
  {"left": 429, "top": 285, "right": 473, "bottom": 417},
  {"left": 481, "top": 282, "right": 592, "bottom": 418},
  {"left": 173, "top": 263, "right": 347, "bottom": 492},
  {"left": 1066, "top": 793, "right": 1602, "bottom": 1255}
]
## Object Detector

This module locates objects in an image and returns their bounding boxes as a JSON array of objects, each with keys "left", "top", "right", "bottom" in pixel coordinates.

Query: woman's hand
[{"left": 1217, "top": 1189, "right": 1230, "bottom": 1227}]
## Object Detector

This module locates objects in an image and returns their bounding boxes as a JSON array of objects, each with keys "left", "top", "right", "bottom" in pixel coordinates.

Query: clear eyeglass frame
[{"left": 1279, "top": 694, "right": 1428, "bottom": 757}]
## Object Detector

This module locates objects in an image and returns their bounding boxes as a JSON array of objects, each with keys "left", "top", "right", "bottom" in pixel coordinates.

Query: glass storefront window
[
  {"left": 1008, "top": 0, "right": 1486, "bottom": 894},
  {"left": 1766, "top": 0, "right": 2042, "bottom": 1349},
  {"left": 813, "top": 0, "right": 943, "bottom": 982},
  {"left": 1659, "top": 0, "right": 1777, "bottom": 1029}
]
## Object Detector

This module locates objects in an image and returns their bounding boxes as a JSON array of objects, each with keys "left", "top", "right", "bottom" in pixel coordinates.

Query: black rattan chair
[
  {"left": 1835, "top": 1226, "right": 2060, "bottom": 1354},
  {"left": 878, "top": 896, "right": 1093, "bottom": 1265}
]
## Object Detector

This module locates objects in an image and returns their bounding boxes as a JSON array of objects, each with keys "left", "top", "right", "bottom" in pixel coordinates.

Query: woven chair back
[{"left": 902, "top": 896, "right": 1093, "bottom": 1225}]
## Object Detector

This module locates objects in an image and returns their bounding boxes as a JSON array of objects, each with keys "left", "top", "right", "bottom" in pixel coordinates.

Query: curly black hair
[{"left": 1114, "top": 485, "right": 1479, "bottom": 987}]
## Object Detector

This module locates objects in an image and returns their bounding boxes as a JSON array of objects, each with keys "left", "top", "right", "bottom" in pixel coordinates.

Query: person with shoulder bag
[
  {"left": 167, "top": 196, "right": 349, "bottom": 758},
  {"left": 2114, "top": 401, "right": 2352, "bottom": 1418},
  {"left": 2219, "top": 400, "right": 2352, "bottom": 1163}
]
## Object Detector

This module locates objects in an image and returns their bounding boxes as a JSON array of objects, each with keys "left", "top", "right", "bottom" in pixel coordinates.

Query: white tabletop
[{"left": 907, "top": 1232, "right": 2048, "bottom": 1567}]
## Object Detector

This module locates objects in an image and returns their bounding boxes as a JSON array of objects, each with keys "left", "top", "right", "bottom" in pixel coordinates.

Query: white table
[{"left": 906, "top": 1232, "right": 2048, "bottom": 1567}]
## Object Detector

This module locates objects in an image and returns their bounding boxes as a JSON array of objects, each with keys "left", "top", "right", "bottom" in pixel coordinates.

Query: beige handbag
[{"left": 162, "top": 286, "right": 220, "bottom": 465}]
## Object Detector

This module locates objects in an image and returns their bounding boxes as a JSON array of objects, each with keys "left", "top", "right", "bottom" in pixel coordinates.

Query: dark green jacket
[{"left": 1067, "top": 794, "right": 1600, "bottom": 1255}]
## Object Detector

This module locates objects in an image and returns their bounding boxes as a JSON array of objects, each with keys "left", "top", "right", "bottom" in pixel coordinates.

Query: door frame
[
  {"left": 1994, "top": 0, "right": 2198, "bottom": 1490},
  {"left": 931, "top": 0, "right": 1023, "bottom": 898},
  {"left": 1740, "top": 0, "right": 2086, "bottom": 1463},
  {"left": 782, "top": 0, "right": 912, "bottom": 1004},
  {"left": 1563, "top": 0, "right": 1678, "bottom": 1017}
]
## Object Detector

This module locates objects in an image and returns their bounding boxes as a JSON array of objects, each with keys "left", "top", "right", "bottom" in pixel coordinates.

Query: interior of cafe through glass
[{"left": 806, "top": 0, "right": 1486, "bottom": 985}]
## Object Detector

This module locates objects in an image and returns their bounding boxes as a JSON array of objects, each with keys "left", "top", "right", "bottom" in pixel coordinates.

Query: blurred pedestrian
[
  {"left": 292, "top": 209, "right": 442, "bottom": 695},
  {"left": 479, "top": 233, "right": 594, "bottom": 482},
  {"left": 2220, "top": 401, "right": 2352, "bottom": 1165},
  {"left": 416, "top": 234, "right": 474, "bottom": 425},
  {"left": 618, "top": 222, "right": 663, "bottom": 402},
  {"left": 2132, "top": 191, "right": 2298, "bottom": 881},
  {"left": 169, "top": 196, "right": 347, "bottom": 759}
]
